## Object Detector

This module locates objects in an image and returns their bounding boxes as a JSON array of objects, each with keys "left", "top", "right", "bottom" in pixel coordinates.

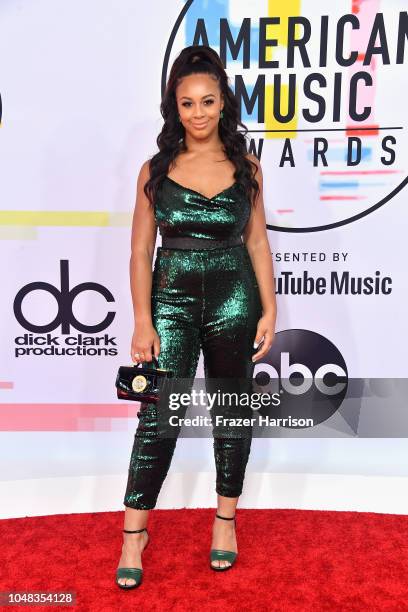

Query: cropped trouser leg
[
  {"left": 201, "top": 246, "right": 262, "bottom": 498},
  {"left": 123, "top": 313, "right": 201, "bottom": 510},
  {"left": 123, "top": 245, "right": 262, "bottom": 510}
]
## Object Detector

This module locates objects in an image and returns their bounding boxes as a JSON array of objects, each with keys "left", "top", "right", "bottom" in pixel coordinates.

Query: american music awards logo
[{"left": 163, "top": 0, "right": 408, "bottom": 232}]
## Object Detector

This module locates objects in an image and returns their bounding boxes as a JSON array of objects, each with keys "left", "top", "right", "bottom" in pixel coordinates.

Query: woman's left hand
[{"left": 252, "top": 314, "right": 276, "bottom": 362}]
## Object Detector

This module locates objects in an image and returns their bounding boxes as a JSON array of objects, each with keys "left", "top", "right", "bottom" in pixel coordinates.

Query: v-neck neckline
[{"left": 165, "top": 175, "right": 238, "bottom": 201}]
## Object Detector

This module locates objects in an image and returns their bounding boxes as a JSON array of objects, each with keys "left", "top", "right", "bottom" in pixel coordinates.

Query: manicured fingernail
[{"left": 253, "top": 342, "right": 259, "bottom": 349}]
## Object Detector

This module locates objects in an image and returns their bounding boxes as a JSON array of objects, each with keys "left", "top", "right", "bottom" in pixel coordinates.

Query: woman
[{"left": 116, "top": 45, "right": 276, "bottom": 588}]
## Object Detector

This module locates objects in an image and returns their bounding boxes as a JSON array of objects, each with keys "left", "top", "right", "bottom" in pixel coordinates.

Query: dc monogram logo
[
  {"left": 253, "top": 329, "right": 348, "bottom": 427},
  {"left": 13, "top": 260, "right": 115, "bottom": 334}
]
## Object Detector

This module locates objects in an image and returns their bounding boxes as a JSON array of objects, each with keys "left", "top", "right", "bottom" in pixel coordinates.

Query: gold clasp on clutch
[{"left": 131, "top": 375, "right": 148, "bottom": 392}]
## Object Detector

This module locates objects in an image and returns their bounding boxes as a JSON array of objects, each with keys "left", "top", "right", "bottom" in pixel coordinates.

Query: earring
[
  {"left": 220, "top": 110, "right": 224, "bottom": 120},
  {"left": 178, "top": 115, "right": 181, "bottom": 123}
]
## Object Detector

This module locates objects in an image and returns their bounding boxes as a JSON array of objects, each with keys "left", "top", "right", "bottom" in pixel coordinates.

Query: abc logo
[
  {"left": 13, "top": 260, "right": 115, "bottom": 334},
  {"left": 253, "top": 329, "right": 348, "bottom": 427}
]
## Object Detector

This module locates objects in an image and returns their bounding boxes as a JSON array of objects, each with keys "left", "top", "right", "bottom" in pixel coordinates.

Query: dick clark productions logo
[{"left": 13, "top": 260, "right": 117, "bottom": 357}]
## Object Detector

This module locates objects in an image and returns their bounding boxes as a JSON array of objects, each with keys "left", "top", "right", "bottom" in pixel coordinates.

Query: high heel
[
  {"left": 210, "top": 513, "right": 237, "bottom": 571},
  {"left": 116, "top": 527, "right": 149, "bottom": 589}
]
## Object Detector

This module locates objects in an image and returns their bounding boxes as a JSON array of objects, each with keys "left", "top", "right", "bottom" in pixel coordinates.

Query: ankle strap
[
  {"left": 123, "top": 527, "right": 147, "bottom": 533},
  {"left": 216, "top": 513, "right": 235, "bottom": 521}
]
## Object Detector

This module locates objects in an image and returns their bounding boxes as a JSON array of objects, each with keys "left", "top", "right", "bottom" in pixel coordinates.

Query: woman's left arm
[{"left": 243, "top": 154, "right": 277, "bottom": 362}]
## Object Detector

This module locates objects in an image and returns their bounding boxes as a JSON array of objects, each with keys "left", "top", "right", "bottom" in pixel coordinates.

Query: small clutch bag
[{"left": 115, "top": 356, "right": 173, "bottom": 403}]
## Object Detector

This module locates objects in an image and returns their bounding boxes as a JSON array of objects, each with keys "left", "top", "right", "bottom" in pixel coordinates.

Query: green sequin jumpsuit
[{"left": 123, "top": 176, "right": 263, "bottom": 509}]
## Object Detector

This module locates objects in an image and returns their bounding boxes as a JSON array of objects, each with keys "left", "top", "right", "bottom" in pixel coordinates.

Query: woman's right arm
[{"left": 129, "top": 160, "right": 160, "bottom": 364}]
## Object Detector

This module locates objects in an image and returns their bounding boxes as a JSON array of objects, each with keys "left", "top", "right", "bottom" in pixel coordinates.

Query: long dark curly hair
[{"left": 144, "top": 44, "right": 260, "bottom": 209}]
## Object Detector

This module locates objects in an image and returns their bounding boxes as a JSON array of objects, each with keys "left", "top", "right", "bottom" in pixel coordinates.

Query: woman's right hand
[{"left": 130, "top": 322, "right": 161, "bottom": 364}]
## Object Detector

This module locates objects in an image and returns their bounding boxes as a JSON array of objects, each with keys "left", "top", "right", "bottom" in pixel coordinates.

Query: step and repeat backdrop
[{"left": 1, "top": 0, "right": 408, "bottom": 518}]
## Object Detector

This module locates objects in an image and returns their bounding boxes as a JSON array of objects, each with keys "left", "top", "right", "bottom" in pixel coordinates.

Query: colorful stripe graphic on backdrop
[
  {"left": 320, "top": 0, "right": 385, "bottom": 203},
  {"left": 2, "top": 0, "right": 406, "bottom": 234},
  {"left": 0, "top": 399, "right": 139, "bottom": 431}
]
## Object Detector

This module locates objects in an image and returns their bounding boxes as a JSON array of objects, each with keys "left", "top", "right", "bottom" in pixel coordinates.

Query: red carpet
[{"left": 1, "top": 508, "right": 408, "bottom": 611}]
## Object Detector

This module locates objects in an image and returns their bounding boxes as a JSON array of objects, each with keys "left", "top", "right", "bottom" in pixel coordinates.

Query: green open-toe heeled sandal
[
  {"left": 210, "top": 513, "right": 237, "bottom": 571},
  {"left": 116, "top": 527, "right": 149, "bottom": 589}
]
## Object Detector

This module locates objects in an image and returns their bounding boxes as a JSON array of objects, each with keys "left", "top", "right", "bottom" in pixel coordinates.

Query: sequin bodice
[{"left": 154, "top": 176, "right": 251, "bottom": 241}]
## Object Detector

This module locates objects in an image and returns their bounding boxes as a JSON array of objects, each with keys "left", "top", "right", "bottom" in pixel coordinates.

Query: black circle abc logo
[
  {"left": 253, "top": 329, "right": 348, "bottom": 427},
  {"left": 13, "top": 260, "right": 115, "bottom": 334}
]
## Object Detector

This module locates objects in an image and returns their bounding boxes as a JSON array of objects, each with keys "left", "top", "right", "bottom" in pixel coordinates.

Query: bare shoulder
[
  {"left": 138, "top": 159, "right": 152, "bottom": 185},
  {"left": 245, "top": 152, "right": 260, "bottom": 167},
  {"left": 245, "top": 153, "right": 263, "bottom": 186}
]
